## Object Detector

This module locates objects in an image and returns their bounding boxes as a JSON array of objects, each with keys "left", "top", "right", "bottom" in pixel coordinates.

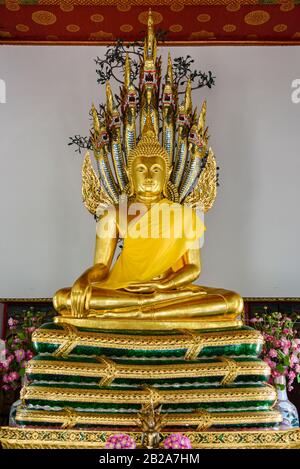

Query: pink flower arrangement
[
  {"left": 105, "top": 434, "right": 136, "bottom": 449},
  {"left": 0, "top": 308, "right": 45, "bottom": 392},
  {"left": 250, "top": 310, "right": 300, "bottom": 391},
  {"left": 163, "top": 433, "right": 192, "bottom": 449}
]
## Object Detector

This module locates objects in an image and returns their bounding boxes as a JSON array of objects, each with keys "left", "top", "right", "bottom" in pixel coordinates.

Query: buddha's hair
[{"left": 127, "top": 114, "right": 170, "bottom": 174}]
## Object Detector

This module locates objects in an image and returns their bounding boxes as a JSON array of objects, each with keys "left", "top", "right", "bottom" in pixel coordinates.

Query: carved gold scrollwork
[
  {"left": 219, "top": 356, "right": 239, "bottom": 386},
  {"left": 98, "top": 356, "right": 118, "bottom": 387},
  {"left": 140, "top": 386, "right": 162, "bottom": 413},
  {"left": 52, "top": 324, "right": 79, "bottom": 358},
  {"left": 182, "top": 329, "right": 205, "bottom": 360},
  {"left": 195, "top": 409, "right": 213, "bottom": 431},
  {"left": 61, "top": 408, "right": 78, "bottom": 429}
]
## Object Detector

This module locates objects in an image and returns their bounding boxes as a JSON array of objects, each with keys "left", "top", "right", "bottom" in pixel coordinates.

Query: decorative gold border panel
[
  {"left": 2, "top": 297, "right": 300, "bottom": 302},
  {"left": 1, "top": 427, "right": 300, "bottom": 449},
  {"left": 16, "top": 408, "right": 281, "bottom": 430},
  {"left": 26, "top": 357, "right": 270, "bottom": 382},
  {"left": 23, "top": 383, "right": 276, "bottom": 404},
  {"left": 32, "top": 325, "right": 263, "bottom": 357}
]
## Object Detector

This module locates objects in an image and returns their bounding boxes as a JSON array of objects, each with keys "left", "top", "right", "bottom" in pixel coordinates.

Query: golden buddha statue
[
  {"left": 53, "top": 11, "right": 243, "bottom": 331},
  {"left": 2, "top": 12, "right": 288, "bottom": 450}
]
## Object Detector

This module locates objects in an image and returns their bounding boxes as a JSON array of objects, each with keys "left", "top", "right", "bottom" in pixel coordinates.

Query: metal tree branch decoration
[{"left": 68, "top": 35, "right": 215, "bottom": 154}]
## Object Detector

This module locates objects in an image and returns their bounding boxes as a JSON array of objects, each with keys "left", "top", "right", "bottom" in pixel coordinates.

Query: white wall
[{"left": 0, "top": 45, "right": 299, "bottom": 298}]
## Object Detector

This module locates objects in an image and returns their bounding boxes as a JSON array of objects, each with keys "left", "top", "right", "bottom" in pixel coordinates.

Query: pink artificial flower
[
  {"left": 1, "top": 360, "right": 9, "bottom": 369},
  {"left": 281, "top": 338, "right": 291, "bottom": 348},
  {"left": 294, "top": 364, "right": 300, "bottom": 373},
  {"left": 272, "top": 370, "right": 281, "bottom": 378},
  {"left": 164, "top": 433, "right": 192, "bottom": 449},
  {"left": 105, "top": 434, "right": 136, "bottom": 449},
  {"left": 2, "top": 373, "right": 11, "bottom": 383},
  {"left": 269, "top": 349, "right": 278, "bottom": 358},
  {"left": 14, "top": 349, "right": 26, "bottom": 363},
  {"left": 290, "top": 354, "right": 299, "bottom": 366},
  {"left": 263, "top": 334, "right": 271, "bottom": 343},
  {"left": 7, "top": 355, "right": 15, "bottom": 364},
  {"left": 283, "top": 328, "right": 291, "bottom": 335},
  {"left": 288, "top": 370, "right": 296, "bottom": 381},
  {"left": 26, "top": 327, "right": 36, "bottom": 334},
  {"left": 8, "top": 371, "right": 20, "bottom": 382},
  {"left": 2, "top": 384, "right": 11, "bottom": 391},
  {"left": 26, "top": 350, "right": 34, "bottom": 360},
  {"left": 264, "top": 358, "right": 276, "bottom": 369},
  {"left": 8, "top": 317, "right": 17, "bottom": 327},
  {"left": 250, "top": 318, "right": 258, "bottom": 323}
]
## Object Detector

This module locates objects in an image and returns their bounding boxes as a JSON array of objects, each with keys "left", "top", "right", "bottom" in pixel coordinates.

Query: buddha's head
[
  {"left": 131, "top": 155, "right": 166, "bottom": 198},
  {"left": 127, "top": 115, "right": 172, "bottom": 200}
]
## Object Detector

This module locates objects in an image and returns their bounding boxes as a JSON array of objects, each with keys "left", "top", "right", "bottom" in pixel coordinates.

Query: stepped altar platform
[{"left": 1, "top": 321, "right": 300, "bottom": 448}]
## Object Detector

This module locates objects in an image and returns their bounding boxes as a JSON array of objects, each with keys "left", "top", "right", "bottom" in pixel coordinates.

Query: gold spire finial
[
  {"left": 124, "top": 53, "right": 131, "bottom": 89},
  {"left": 184, "top": 78, "right": 192, "bottom": 112},
  {"left": 198, "top": 100, "right": 207, "bottom": 134},
  {"left": 144, "top": 8, "right": 156, "bottom": 62},
  {"left": 91, "top": 103, "right": 100, "bottom": 133},
  {"left": 106, "top": 82, "right": 114, "bottom": 114},
  {"left": 142, "top": 112, "right": 157, "bottom": 139},
  {"left": 167, "top": 51, "right": 173, "bottom": 84},
  {"left": 148, "top": 8, "right": 153, "bottom": 33}
]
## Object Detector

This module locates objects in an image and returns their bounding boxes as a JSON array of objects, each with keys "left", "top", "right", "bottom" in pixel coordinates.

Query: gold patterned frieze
[
  {"left": 1, "top": 427, "right": 300, "bottom": 449},
  {"left": 36, "top": 0, "right": 259, "bottom": 6},
  {"left": 23, "top": 383, "right": 276, "bottom": 405},
  {"left": 26, "top": 356, "right": 270, "bottom": 386},
  {"left": 32, "top": 324, "right": 263, "bottom": 358},
  {"left": 54, "top": 316, "right": 243, "bottom": 331},
  {"left": 15, "top": 407, "right": 282, "bottom": 430}
]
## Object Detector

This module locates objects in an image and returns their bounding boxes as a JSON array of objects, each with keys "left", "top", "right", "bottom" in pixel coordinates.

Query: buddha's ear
[
  {"left": 168, "top": 165, "right": 173, "bottom": 179},
  {"left": 125, "top": 167, "right": 134, "bottom": 197}
]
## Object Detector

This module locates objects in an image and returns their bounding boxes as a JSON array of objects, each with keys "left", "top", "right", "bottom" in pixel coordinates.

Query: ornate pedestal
[{"left": 2, "top": 321, "right": 299, "bottom": 449}]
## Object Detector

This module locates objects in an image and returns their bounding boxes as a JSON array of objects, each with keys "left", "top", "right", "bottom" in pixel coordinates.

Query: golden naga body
[{"left": 54, "top": 11, "right": 243, "bottom": 330}]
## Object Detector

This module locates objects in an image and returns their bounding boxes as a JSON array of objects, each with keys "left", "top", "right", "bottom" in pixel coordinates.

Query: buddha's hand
[
  {"left": 71, "top": 277, "right": 92, "bottom": 318},
  {"left": 125, "top": 281, "right": 175, "bottom": 293}
]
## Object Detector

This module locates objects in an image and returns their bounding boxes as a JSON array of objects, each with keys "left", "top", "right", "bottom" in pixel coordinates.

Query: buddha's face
[{"left": 131, "top": 155, "right": 166, "bottom": 197}]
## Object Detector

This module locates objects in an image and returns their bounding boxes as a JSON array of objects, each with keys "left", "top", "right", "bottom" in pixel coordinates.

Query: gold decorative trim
[
  {"left": 37, "top": 0, "right": 259, "bottom": 5},
  {"left": 54, "top": 316, "right": 243, "bottom": 331},
  {"left": 26, "top": 357, "right": 270, "bottom": 385},
  {"left": 1, "top": 296, "right": 300, "bottom": 303},
  {"left": 15, "top": 407, "right": 282, "bottom": 430},
  {"left": 52, "top": 324, "right": 80, "bottom": 357},
  {"left": 2, "top": 40, "right": 300, "bottom": 48},
  {"left": 1, "top": 427, "right": 300, "bottom": 449},
  {"left": 0, "top": 298, "right": 53, "bottom": 303},
  {"left": 23, "top": 383, "right": 277, "bottom": 405},
  {"left": 243, "top": 297, "right": 300, "bottom": 302},
  {"left": 32, "top": 325, "right": 263, "bottom": 356}
]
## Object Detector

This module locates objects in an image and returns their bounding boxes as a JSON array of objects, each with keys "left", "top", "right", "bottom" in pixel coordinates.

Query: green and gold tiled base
[
  {"left": 31, "top": 323, "right": 264, "bottom": 359},
  {"left": 0, "top": 320, "right": 291, "bottom": 447},
  {"left": 15, "top": 407, "right": 281, "bottom": 431},
  {"left": 1, "top": 427, "right": 300, "bottom": 449}
]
